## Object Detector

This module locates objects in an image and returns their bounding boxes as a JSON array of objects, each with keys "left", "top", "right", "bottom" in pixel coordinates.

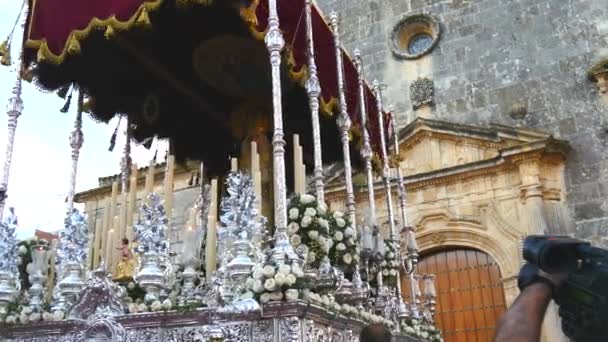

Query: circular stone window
[{"left": 390, "top": 13, "right": 440, "bottom": 59}]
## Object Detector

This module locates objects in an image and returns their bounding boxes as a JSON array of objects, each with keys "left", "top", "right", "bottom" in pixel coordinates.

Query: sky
[{"left": 0, "top": 0, "right": 166, "bottom": 238}]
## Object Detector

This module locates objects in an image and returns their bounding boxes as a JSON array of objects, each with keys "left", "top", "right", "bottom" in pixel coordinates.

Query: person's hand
[{"left": 518, "top": 263, "right": 569, "bottom": 296}]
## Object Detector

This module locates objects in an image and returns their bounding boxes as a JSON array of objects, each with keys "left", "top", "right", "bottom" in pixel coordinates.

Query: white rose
[
  {"left": 390, "top": 269, "right": 397, "bottom": 276},
  {"left": 138, "top": 303, "right": 148, "bottom": 312},
  {"left": 308, "top": 252, "right": 316, "bottom": 263},
  {"left": 19, "top": 313, "right": 28, "bottom": 324},
  {"left": 317, "top": 204, "right": 327, "bottom": 215},
  {"left": 278, "top": 264, "right": 291, "bottom": 275},
  {"left": 332, "top": 303, "right": 342, "bottom": 312},
  {"left": 381, "top": 261, "right": 387, "bottom": 267},
  {"left": 354, "top": 254, "right": 360, "bottom": 263},
  {"left": 253, "top": 279, "right": 265, "bottom": 293},
  {"left": 52, "top": 310, "right": 64, "bottom": 321},
  {"left": 405, "top": 326, "right": 415, "bottom": 334},
  {"left": 344, "top": 227, "right": 355, "bottom": 237},
  {"left": 29, "top": 312, "right": 41, "bottom": 322},
  {"left": 253, "top": 268, "right": 264, "bottom": 280},
  {"left": 387, "top": 252, "right": 395, "bottom": 259},
  {"left": 285, "top": 289, "right": 299, "bottom": 300},
  {"left": 318, "top": 218, "right": 329, "bottom": 230},
  {"left": 336, "top": 243, "right": 346, "bottom": 251},
  {"left": 421, "top": 332, "right": 429, "bottom": 339},
  {"left": 264, "top": 278, "right": 277, "bottom": 291},
  {"left": 326, "top": 239, "right": 334, "bottom": 249},
  {"left": 128, "top": 303, "right": 138, "bottom": 313},
  {"left": 301, "top": 216, "right": 312, "bottom": 228},
  {"left": 343, "top": 254, "right": 352, "bottom": 264},
  {"left": 18, "top": 245, "right": 27, "bottom": 255},
  {"left": 333, "top": 231, "right": 344, "bottom": 241},
  {"left": 333, "top": 211, "right": 344, "bottom": 219},
  {"left": 301, "top": 194, "right": 315, "bottom": 204},
  {"left": 274, "top": 273, "right": 287, "bottom": 286},
  {"left": 6, "top": 315, "right": 16, "bottom": 324},
  {"left": 291, "top": 264, "right": 304, "bottom": 277},
  {"left": 260, "top": 293, "right": 271, "bottom": 303},
  {"left": 151, "top": 300, "right": 162, "bottom": 312},
  {"left": 336, "top": 218, "right": 346, "bottom": 228},
  {"left": 290, "top": 234, "right": 302, "bottom": 246},
  {"left": 307, "top": 230, "right": 319, "bottom": 240},
  {"left": 382, "top": 269, "right": 389, "bottom": 276},
  {"left": 287, "top": 222, "right": 300, "bottom": 234},
  {"left": 285, "top": 274, "right": 297, "bottom": 286},
  {"left": 246, "top": 277, "right": 255, "bottom": 289},
  {"left": 241, "top": 291, "right": 254, "bottom": 300},
  {"left": 262, "top": 265, "right": 276, "bottom": 278},
  {"left": 22, "top": 307, "right": 33, "bottom": 315},
  {"left": 304, "top": 207, "right": 317, "bottom": 217},
  {"left": 42, "top": 312, "right": 52, "bottom": 321},
  {"left": 289, "top": 208, "right": 300, "bottom": 220},
  {"left": 321, "top": 243, "right": 330, "bottom": 254},
  {"left": 162, "top": 299, "right": 172, "bottom": 310},
  {"left": 127, "top": 282, "right": 136, "bottom": 290},
  {"left": 321, "top": 295, "right": 331, "bottom": 307},
  {"left": 270, "top": 291, "right": 284, "bottom": 301},
  {"left": 346, "top": 238, "right": 354, "bottom": 246}
]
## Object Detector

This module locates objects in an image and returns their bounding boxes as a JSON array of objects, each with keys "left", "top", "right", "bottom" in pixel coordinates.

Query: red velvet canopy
[{"left": 23, "top": 0, "right": 389, "bottom": 170}]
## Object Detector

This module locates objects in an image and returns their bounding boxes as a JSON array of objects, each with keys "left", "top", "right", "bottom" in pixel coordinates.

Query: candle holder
[
  {"left": 28, "top": 244, "right": 50, "bottom": 312},
  {"left": 136, "top": 251, "right": 165, "bottom": 303}
]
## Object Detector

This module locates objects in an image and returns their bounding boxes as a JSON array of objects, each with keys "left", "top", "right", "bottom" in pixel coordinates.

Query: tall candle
[
  {"left": 251, "top": 142, "right": 262, "bottom": 210},
  {"left": 127, "top": 164, "right": 138, "bottom": 241},
  {"left": 145, "top": 159, "right": 155, "bottom": 195},
  {"left": 164, "top": 154, "right": 175, "bottom": 230},
  {"left": 293, "top": 134, "right": 302, "bottom": 193},
  {"left": 298, "top": 145, "right": 305, "bottom": 193},
  {"left": 230, "top": 158, "right": 238, "bottom": 172},
  {"left": 205, "top": 179, "right": 218, "bottom": 278},
  {"left": 99, "top": 198, "right": 111, "bottom": 267}
]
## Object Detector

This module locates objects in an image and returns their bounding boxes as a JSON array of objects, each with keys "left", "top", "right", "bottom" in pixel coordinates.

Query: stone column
[{"left": 517, "top": 156, "right": 567, "bottom": 342}]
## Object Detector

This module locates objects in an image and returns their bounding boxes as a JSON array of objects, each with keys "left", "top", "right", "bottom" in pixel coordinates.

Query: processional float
[{"left": 0, "top": 0, "right": 440, "bottom": 341}]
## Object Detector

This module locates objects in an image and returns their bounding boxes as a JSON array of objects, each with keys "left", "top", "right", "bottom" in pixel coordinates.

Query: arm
[{"left": 494, "top": 282, "right": 552, "bottom": 342}]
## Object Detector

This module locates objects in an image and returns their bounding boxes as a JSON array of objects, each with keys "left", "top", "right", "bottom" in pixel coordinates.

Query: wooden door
[{"left": 401, "top": 248, "right": 507, "bottom": 342}]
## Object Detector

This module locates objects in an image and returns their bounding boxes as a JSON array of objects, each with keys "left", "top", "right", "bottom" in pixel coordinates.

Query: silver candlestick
[
  {"left": 265, "top": 0, "right": 299, "bottom": 266},
  {"left": 0, "top": 208, "right": 18, "bottom": 314},
  {"left": 0, "top": 75, "right": 23, "bottom": 221},
  {"left": 304, "top": 0, "right": 325, "bottom": 204},
  {"left": 66, "top": 92, "right": 84, "bottom": 213},
  {"left": 28, "top": 244, "right": 51, "bottom": 312}
]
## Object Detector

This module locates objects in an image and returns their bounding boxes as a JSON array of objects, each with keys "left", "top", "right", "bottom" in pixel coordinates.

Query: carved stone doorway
[{"left": 402, "top": 248, "right": 507, "bottom": 342}]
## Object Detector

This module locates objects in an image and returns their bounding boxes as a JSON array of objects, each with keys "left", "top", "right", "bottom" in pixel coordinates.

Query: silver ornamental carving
[
  {"left": 73, "top": 313, "right": 128, "bottom": 342},
  {"left": 0, "top": 75, "right": 23, "bottom": 220},
  {"left": 305, "top": 0, "right": 325, "bottom": 204},
  {"left": 53, "top": 209, "right": 89, "bottom": 312},
  {"left": 28, "top": 244, "right": 51, "bottom": 312},
  {"left": 68, "top": 263, "right": 126, "bottom": 319},
  {"left": 134, "top": 193, "right": 169, "bottom": 302},
  {"left": 265, "top": 0, "right": 300, "bottom": 267},
  {"left": 410, "top": 77, "right": 434, "bottom": 109},
  {"left": 280, "top": 317, "right": 301, "bottom": 342},
  {"left": 66, "top": 95, "right": 84, "bottom": 213},
  {"left": 0, "top": 207, "right": 19, "bottom": 314}
]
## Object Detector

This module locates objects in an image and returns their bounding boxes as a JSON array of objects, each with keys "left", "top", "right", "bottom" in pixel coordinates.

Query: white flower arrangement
[
  {"left": 287, "top": 194, "right": 333, "bottom": 268},
  {"left": 328, "top": 210, "right": 360, "bottom": 274},
  {"left": 400, "top": 319, "right": 443, "bottom": 342},
  {"left": 246, "top": 262, "right": 304, "bottom": 304},
  {"left": 369, "top": 239, "right": 400, "bottom": 288}
]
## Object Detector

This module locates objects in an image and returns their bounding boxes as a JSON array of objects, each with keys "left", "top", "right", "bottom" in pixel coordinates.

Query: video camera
[{"left": 523, "top": 235, "right": 608, "bottom": 341}]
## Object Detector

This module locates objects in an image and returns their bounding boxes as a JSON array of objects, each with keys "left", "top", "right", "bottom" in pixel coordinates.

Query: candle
[
  {"left": 230, "top": 157, "right": 238, "bottom": 172},
  {"left": 251, "top": 142, "right": 262, "bottom": 210},
  {"left": 164, "top": 154, "right": 175, "bottom": 230},
  {"left": 127, "top": 164, "right": 138, "bottom": 241},
  {"left": 298, "top": 145, "right": 306, "bottom": 193},
  {"left": 99, "top": 198, "right": 111, "bottom": 267},
  {"left": 107, "top": 182, "right": 119, "bottom": 268},
  {"left": 205, "top": 179, "right": 218, "bottom": 278},
  {"left": 145, "top": 159, "right": 155, "bottom": 195},
  {"left": 293, "top": 134, "right": 302, "bottom": 193}
]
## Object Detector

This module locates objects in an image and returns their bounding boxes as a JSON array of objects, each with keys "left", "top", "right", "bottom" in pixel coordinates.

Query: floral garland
[
  {"left": 327, "top": 210, "right": 359, "bottom": 274},
  {"left": 369, "top": 239, "right": 400, "bottom": 287},
  {"left": 242, "top": 261, "right": 306, "bottom": 303},
  {"left": 287, "top": 194, "right": 332, "bottom": 268},
  {"left": 400, "top": 318, "right": 443, "bottom": 342}
]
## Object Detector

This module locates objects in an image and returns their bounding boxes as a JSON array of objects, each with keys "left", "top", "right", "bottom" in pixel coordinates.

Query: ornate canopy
[{"left": 22, "top": 0, "right": 389, "bottom": 174}]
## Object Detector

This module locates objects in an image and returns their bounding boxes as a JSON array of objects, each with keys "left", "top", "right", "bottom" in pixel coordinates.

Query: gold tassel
[
  {"left": 82, "top": 98, "right": 94, "bottom": 113},
  {"left": 0, "top": 40, "right": 8, "bottom": 57},
  {"left": 37, "top": 47, "right": 47, "bottom": 63},
  {"left": 104, "top": 26, "right": 115, "bottom": 40},
  {"left": 136, "top": 8, "right": 151, "bottom": 28},
  {"left": 20, "top": 67, "right": 33, "bottom": 82},
  {"left": 67, "top": 36, "right": 81, "bottom": 55},
  {"left": 0, "top": 52, "right": 10, "bottom": 66}
]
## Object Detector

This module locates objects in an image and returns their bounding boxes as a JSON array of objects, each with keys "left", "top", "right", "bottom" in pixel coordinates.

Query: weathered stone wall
[{"left": 315, "top": 0, "right": 608, "bottom": 246}]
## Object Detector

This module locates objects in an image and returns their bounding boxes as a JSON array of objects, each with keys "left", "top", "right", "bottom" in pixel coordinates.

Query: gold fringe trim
[
  {"left": 239, "top": 0, "right": 259, "bottom": 26},
  {"left": 26, "top": 0, "right": 164, "bottom": 65},
  {"left": 104, "top": 26, "right": 115, "bottom": 40},
  {"left": 0, "top": 40, "right": 8, "bottom": 57},
  {"left": 20, "top": 66, "right": 34, "bottom": 82}
]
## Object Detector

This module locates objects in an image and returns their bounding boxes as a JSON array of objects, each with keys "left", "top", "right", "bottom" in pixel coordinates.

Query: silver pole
[
  {"left": 266, "top": 0, "right": 298, "bottom": 265},
  {"left": 0, "top": 75, "right": 23, "bottom": 221},
  {"left": 66, "top": 92, "right": 84, "bottom": 213},
  {"left": 353, "top": 50, "right": 376, "bottom": 217},
  {"left": 304, "top": 0, "right": 325, "bottom": 203}
]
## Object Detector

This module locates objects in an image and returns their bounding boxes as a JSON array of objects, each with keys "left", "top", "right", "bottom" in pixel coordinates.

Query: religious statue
[{"left": 115, "top": 238, "right": 136, "bottom": 280}]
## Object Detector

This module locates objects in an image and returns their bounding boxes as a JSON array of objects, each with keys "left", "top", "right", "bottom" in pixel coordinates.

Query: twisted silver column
[
  {"left": 266, "top": 0, "right": 298, "bottom": 265},
  {"left": 304, "top": 0, "right": 325, "bottom": 204},
  {"left": 66, "top": 92, "right": 84, "bottom": 213},
  {"left": 0, "top": 75, "right": 23, "bottom": 221}
]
